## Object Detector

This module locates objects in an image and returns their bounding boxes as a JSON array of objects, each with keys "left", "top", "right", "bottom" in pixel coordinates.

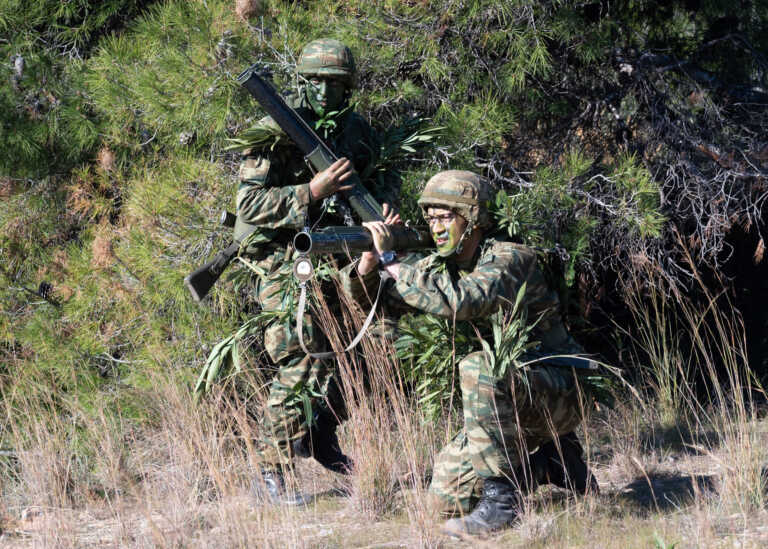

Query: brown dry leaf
[
  {"left": 99, "top": 321, "right": 118, "bottom": 344},
  {"left": 97, "top": 147, "right": 116, "bottom": 172},
  {"left": 52, "top": 249, "right": 69, "bottom": 272},
  {"left": 0, "top": 177, "right": 13, "bottom": 198},
  {"left": 235, "top": 0, "right": 263, "bottom": 20},
  {"left": 54, "top": 284, "right": 74, "bottom": 302},
  {"left": 687, "top": 91, "right": 703, "bottom": 106},
  {"left": 754, "top": 238, "right": 764, "bottom": 265},
  {"left": 66, "top": 170, "right": 100, "bottom": 222},
  {"left": 526, "top": 148, "right": 547, "bottom": 164}
]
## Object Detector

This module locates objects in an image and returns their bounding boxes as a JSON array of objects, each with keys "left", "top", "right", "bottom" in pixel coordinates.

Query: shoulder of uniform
[
  {"left": 410, "top": 252, "right": 440, "bottom": 270},
  {"left": 485, "top": 238, "right": 533, "bottom": 257},
  {"left": 237, "top": 115, "right": 293, "bottom": 157}
]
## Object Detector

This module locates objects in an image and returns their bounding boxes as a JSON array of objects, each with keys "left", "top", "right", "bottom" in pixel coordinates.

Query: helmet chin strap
[{"left": 439, "top": 221, "right": 474, "bottom": 258}]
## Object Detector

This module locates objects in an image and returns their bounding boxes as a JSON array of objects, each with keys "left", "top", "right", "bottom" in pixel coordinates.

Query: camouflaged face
[
  {"left": 297, "top": 39, "right": 356, "bottom": 86},
  {"left": 417, "top": 170, "right": 493, "bottom": 230}
]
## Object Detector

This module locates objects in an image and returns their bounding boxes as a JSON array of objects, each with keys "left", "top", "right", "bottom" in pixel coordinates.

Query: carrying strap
[{"left": 296, "top": 273, "right": 389, "bottom": 359}]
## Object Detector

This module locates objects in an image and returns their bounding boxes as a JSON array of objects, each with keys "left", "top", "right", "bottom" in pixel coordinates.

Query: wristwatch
[{"left": 378, "top": 250, "right": 397, "bottom": 267}]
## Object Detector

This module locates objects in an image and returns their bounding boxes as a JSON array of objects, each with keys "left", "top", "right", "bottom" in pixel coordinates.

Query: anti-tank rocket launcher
[
  {"left": 293, "top": 225, "right": 433, "bottom": 256},
  {"left": 184, "top": 64, "right": 387, "bottom": 302}
]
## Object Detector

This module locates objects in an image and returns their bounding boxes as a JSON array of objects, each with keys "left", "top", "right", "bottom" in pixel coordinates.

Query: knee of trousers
[
  {"left": 526, "top": 366, "right": 586, "bottom": 436},
  {"left": 458, "top": 351, "right": 494, "bottom": 408}
]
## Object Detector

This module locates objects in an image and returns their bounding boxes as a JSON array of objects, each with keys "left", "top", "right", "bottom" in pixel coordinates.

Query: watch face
[{"left": 379, "top": 251, "right": 396, "bottom": 265}]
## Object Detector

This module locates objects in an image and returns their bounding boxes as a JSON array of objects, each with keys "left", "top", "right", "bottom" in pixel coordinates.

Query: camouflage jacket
[
  {"left": 234, "top": 92, "right": 400, "bottom": 269},
  {"left": 341, "top": 238, "right": 576, "bottom": 353}
]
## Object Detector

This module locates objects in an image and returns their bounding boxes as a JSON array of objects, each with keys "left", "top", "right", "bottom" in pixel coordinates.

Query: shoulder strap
[{"left": 296, "top": 273, "right": 389, "bottom": 359}]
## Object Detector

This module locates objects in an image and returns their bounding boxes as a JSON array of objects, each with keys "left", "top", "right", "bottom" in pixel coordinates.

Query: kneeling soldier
[{"left": 341, "top": 170, "right": 598, "bottom": 536}]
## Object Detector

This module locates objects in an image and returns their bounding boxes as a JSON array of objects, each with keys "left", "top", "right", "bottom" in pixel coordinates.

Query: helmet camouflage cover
[
  {"left": 297, "top": 39, "right": 356, "bottom": 87},
  {"left": 418, "top": 170, "right": 493, "bottom": 230}
]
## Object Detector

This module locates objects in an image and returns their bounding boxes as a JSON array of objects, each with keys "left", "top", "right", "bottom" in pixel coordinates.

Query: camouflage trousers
[
  {"left": 252, "top": 256, "right": 364, "bottom": 468},
  {"left": 429, "top": 351, "right": 586, "bottom": 514},
  {"left": 251, "top": 261, "right": 394, "bottom": 468},
  {"left": 254, "top": 293, "right": 348, "bottom": 467},
  {"left": 255, "top": 348, "right": 349, "bottom": 467}
]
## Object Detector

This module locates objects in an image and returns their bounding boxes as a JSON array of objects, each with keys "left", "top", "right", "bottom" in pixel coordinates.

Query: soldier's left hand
[
  {"left": 363, "top": 221, "right": 395, "bottom": 254},
  {"left": 382, "top": 203, "right": 402, "bottom": 225},
  {"left": 357, "top": 205, "right": 400, "bottom": 276}
]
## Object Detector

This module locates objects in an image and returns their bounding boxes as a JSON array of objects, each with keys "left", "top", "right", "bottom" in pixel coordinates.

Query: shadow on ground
[
  {"left": 619, "top": 471, "right": 717, "bottom": 511},
  {"left": 590, "top": 421, "right": 724, "bottom": 465}
]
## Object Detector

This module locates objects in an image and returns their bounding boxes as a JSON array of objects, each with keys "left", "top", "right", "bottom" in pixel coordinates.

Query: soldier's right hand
[{"left": 309, "top": 157, "right": 355, "bottom": 201}]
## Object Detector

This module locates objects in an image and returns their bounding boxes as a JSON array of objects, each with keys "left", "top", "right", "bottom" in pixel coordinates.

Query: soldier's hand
[
  {"left": 382, "top": 203, "right": 402, "bottom": 225},
  {"left": 309, "top": 157, "right": 355, "bottom": 201},
  {"left": 363, "top": 221, "right": 395, "bottom": 255},
  {"left": 357, "top": 250, "right": 379, "bottom": 276}
]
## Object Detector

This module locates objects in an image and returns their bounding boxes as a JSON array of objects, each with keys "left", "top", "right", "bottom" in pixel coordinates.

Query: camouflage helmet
[
  {"left": 418, "top": 170, "right": 493, "bottom": 230},
  {"left": 297, "top": 39, "right": 356, "bottom": 87}
]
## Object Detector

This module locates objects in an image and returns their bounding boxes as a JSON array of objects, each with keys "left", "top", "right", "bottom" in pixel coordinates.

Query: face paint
[
  {"left": 427, "top": 207, "right": 469, "bottom": 257},
  {"left": 306, "top": 76, "right": 348, "bottom": 116}
]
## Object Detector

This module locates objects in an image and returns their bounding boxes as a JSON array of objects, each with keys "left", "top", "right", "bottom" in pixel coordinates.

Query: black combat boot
[
  {"left": 256, "top": 468, "right": 312, "bottom": 506},
  {"left": 441, "top": 477, "right": 522, "bottom": 537},
  {"left": 292, "top": 409, "right": 353, "bottom": 475},
  {"left": 529, "top": 432, "right": 599, "bottom": 494}
]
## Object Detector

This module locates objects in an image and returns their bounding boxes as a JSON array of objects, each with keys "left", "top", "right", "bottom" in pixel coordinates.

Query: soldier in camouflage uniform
[
  {"left": 341, "top": 170, "right": 597, "bottom": 535},
  {"left": 234, "top": 39, "right": 400, "bottom": 503}
]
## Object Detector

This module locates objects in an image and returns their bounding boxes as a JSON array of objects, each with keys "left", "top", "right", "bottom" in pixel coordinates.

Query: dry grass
[{"left": 2, "top": 258, "right": 768, "bottom": 547}]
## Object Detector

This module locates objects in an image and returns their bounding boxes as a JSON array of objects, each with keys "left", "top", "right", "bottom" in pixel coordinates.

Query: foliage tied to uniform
[{"left": 394, "top": 314, "right": 475, "bottom": 421}]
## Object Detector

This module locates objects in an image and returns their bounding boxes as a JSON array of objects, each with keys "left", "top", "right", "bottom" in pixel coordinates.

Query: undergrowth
[{"left": 2, "top": 1, "right": 768, "bottom": 546}]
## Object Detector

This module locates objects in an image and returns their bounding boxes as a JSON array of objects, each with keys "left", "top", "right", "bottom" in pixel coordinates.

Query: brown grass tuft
[
  {"left": 4, "top": 240, "right": 768, "bottom": 546},
  {"left": 91, "top": 229, "right": 115, "bottom": 269}
]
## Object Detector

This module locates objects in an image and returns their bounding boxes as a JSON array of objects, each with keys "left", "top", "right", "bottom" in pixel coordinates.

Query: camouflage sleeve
[
  {"left": 338, "top": 252, "right": 424, "bottom": 306},
  {"left": 391, "top": 247, "right": 542, "bottom": 321},
  {"left": 338, "top": 259, "right": 382, "bottom": 305},
  {"left": 236, "top": 148, "right": 312, "bottom": 230}
]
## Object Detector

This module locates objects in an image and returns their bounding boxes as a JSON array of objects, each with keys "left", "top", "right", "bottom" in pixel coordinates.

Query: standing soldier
[
  {"left": 234, "top": 39, "right": 399, "bottom": 504},
  {"left": 341, "top": 170, "right": 597, "bottom": 536}
]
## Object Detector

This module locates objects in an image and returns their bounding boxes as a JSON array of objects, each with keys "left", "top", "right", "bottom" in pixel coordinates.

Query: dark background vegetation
[{"left": 1, "top": 0, "right": 767, "bottom": 435}]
